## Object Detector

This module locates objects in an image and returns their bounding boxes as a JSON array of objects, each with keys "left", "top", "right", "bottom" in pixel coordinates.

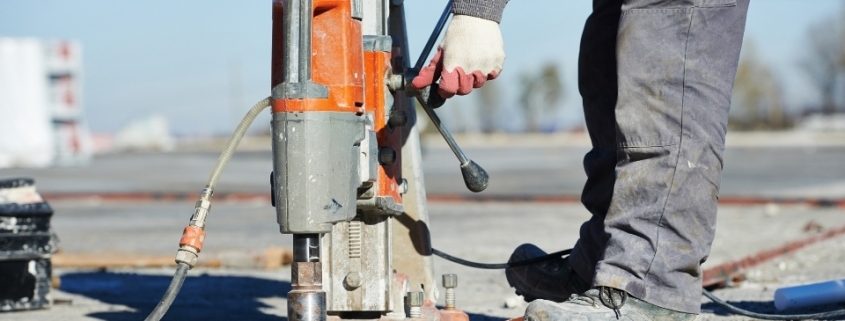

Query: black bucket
[{"left": 0, "top": 178, "right": 59, "bottom": 312}]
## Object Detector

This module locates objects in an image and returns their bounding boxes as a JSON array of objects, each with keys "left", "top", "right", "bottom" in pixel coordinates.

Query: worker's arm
[{"left": 411, "top": 0, "right": 509, "bottom": 99}]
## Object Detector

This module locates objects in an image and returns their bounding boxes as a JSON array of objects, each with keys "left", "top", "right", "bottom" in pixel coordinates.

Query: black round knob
[
  {"left": 378, "top": 147, "right": 397, "bottom": 165},
  {"left": 388, "top": 110, "right": 408, "bottom": 128}
]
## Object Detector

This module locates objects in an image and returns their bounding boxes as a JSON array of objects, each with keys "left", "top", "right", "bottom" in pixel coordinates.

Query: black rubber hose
[
  {"left": 144, "top": 262, "right": 190, "bottom": 321},
  {"left": 433, "top": 247, "right": 845, "bottom": 319},
  {"left": 431, "top": 247, "right": 571, "bottom": 269}
]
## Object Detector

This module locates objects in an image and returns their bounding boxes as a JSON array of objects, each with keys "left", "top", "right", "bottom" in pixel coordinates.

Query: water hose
[
  {"left": 144, "top": 97, "right": 271, "bottom": 321},
  {"left": 144, "top": 263, "right": 190, "bottom": 321},
  {"left": 207, "top": 97, "right": 272, "bottom": 191}
]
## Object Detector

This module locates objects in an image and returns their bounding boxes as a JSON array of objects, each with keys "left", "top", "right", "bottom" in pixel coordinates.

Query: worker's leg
[
  {"left": 587, "top": 0, "right": 750, "bottom": 314},
  {"left": 504, "top": 0, "right": 624, "bottom": 302},
  {"left": 566, "top": 0, "right": 624, "bottom": 287}
]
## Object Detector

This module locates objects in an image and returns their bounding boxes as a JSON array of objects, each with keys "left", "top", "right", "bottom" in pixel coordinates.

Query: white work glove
[{"left": 411, "top": 15, "right": 505, "bottom": 99}]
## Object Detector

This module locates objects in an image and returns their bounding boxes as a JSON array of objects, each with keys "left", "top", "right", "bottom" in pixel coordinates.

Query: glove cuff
[{"left": 452, "top": 0, "right": 509, "bottom": 23}]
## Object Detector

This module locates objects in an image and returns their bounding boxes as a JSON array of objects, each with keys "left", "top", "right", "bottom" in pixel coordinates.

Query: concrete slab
[
  {"left": 2, "top": 201, "right": 841, "bottom": 320},
  {"left": 2, "top": 143, "right": 843, "bottom": 320}
]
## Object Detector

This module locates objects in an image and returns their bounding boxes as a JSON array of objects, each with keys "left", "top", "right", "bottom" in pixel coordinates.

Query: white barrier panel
[{"left": 0, "top": 38, "right": 54, "bottom": 168}]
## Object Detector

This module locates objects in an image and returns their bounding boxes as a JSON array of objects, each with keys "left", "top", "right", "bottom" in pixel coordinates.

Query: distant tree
[
  {"left": 801, "top": 7, "right": 845, "bottom": 114},
  {"left": 730, "top": 42, "right": 789, "bottom": 130},
  {"left": 475, "top": 79, "right": 502, "bottom": 133},
  {"left": 518, "top": 62, "right": 564, "bottom": 132}
]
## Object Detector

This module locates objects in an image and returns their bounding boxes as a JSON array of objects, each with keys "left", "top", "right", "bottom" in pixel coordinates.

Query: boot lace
[
  {"left": 564, "top": 287, "right": 628, "bottom": 319},
  {"left": 599, "top": 287, "right": 628, "bottom": 319}
]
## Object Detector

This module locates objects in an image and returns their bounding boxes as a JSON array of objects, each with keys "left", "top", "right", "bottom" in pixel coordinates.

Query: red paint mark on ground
[{"left": 702, "top": 224, "right": 845, "bottom": 288}]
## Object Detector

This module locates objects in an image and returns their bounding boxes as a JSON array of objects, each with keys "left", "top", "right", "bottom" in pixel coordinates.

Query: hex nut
[
  {"left": 442, "top": 274, "right": 458, "bottom": 288},
  {"left": 406, "top": 291, "right": 424, "bottom": 307},
  {"left": 291, "top": 262, "right": 322, "bottom": 286}
]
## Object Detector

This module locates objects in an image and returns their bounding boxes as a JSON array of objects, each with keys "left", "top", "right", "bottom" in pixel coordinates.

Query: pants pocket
[
  {"left": 615, "top": 7, "right": 691, "bottom": 148},
  {"left": 694, "top": 0, "right": 736, "bottom": 8}
]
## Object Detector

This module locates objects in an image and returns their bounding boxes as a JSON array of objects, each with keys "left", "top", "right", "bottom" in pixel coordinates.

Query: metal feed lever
[{"left": 409, "top": 0, "right": 489, "bottom": 193}]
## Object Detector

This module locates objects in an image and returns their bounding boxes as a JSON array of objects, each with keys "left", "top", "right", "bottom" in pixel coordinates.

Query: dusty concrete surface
[
  {"left": 43, "top": 201, "right": 845, "bottom": 271},
  {"left": 2, "top": 201, "right": 844, "bottom": 320},
  {"left": 696, "top": 233, "right": 845, "bottom": 321},
  {"left": 1, "top": 144, "right": 844, "bottom": 320}
]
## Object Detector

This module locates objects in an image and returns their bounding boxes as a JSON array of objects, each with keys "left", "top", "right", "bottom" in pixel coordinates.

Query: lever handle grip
[
  {"left": 460, "top": 160, "right": 489, "bottom": 193},
  {"left": 419, "top": 84, "right": 447, "bottom": 109}
]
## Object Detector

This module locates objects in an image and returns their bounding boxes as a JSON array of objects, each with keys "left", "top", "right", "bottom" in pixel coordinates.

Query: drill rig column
[
  {"left": 289, "top": 234, "right": 326, "bottom": 321},
  {"left": 271, "top": 0, "right": 366, "bottom": 320}
]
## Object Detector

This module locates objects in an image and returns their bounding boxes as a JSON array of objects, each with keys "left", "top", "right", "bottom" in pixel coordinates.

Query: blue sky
[{"left": 1, "top": 0, "right": 842, "bottom": 134}]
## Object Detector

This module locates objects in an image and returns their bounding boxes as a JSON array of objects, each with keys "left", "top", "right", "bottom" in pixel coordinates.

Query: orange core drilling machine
[
  {"left": 145, "top": 1, "right": 488, "bottom": 321},
  {"left": 269, "top": 1, "right": 488, "bottom": 321}
]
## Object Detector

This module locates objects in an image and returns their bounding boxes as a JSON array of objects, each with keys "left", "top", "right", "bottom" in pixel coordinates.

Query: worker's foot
[
  {"left": 505, "top": 244, "right": 590, "bottom": 302},
  {"left": 524, "top": 287, "right": 696, "bottom": 321}
]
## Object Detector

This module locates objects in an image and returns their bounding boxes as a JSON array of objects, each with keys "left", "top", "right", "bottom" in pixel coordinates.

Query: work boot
[
  {"left": 505, "top": 244, "right": 591, "bottom": 302},
  {"left": 524, "top": 287, "right": 696, "bottom": 321}
]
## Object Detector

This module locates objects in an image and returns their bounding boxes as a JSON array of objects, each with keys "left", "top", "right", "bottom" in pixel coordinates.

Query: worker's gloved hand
[{"left": 411, "top": 15, "right": 505, "bottom": 99}]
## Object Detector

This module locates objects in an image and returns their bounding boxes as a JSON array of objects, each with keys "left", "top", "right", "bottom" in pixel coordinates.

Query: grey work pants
[{"left": 567, "top": 0, "right": 749, "bottom": 314}]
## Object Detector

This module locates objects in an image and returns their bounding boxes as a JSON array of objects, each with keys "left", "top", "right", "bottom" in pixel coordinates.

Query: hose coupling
[
  {"left": 189, "top": 188, "right": 213, "bottom": 229},
  {"left": 176, "top": 188, "right": 212, "bottom": 268},
  {"left": 175, "top": 225, "right": 205, "bottom": 268},
  {"left": 175, "top": 245, "right": 199, "bottom": 268}
]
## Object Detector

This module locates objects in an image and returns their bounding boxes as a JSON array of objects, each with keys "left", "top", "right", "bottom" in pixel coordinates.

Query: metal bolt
[
  {"left": 388, "top": 74, "right": 405, "bottom": 92},
  {"left": 442, "top": 274, "right": 457, "bottom": 288},
  {"left": 388, "top": 110, "right": 408, "bottom": 128},
  {"left": 406, "top": 291, "right": 424, "bottom": 318},
  {"left": 344, "top": 272, "right": 363, "bottom": 289},
  {"left": 443, "top": 274, "right": 457, "bottom": 310},
  {"left": 399, "top": 178, "right": 409, "bottom": 195},
  {"left": 379, "top": 147, "right": 397, "bottom": 165}
]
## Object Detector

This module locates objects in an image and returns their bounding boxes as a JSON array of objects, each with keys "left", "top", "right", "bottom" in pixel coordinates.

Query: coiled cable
[{"left": 431, "top": 247, "right": 845, "bottom": 320}]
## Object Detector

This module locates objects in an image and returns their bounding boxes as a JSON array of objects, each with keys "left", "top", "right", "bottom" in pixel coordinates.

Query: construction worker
[{"left": 412, "top": 0, "right": 750, "bottom": 320}]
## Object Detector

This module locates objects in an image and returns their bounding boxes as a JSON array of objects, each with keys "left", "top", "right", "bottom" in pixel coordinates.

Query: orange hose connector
[{"left": 179, "top": 226, "right": 206, "bottom": 253}]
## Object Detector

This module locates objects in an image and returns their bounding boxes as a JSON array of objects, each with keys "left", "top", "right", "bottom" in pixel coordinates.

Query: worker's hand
[{"left": 411, "top": 15, "right": 505, "bottom": 99}]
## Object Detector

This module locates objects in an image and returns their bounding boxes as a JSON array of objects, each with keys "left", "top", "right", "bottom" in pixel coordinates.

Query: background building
[{"left": 0, "top": 38, "right": 91, "bottom": 168}]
